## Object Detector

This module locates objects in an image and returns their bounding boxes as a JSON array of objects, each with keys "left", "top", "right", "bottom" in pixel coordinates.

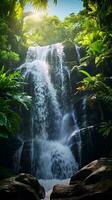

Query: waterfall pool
[{"left": 39, "top": 178, "right": 70, "bottom": 199}]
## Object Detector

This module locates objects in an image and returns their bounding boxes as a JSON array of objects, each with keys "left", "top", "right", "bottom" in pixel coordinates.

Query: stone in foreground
[
  {"left": 0, "top": 173, "right": 45, "bottom": 200},
  {"left": 51, "top": 158, "right": 112, "bottom": 200}
]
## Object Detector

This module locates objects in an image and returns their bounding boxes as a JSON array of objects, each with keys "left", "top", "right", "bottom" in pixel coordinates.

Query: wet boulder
[
  {"left": 70, "top": 157, "right": 112, "bottom": 184},
  {"left": 0, "top": 173, "right": 45, "bottom": 200},
  {"left": 51, "top": 158, "right": 112, "bottom": 200},
  {"left": 50, "top": 184, "right": 89, "bottom": 199}
]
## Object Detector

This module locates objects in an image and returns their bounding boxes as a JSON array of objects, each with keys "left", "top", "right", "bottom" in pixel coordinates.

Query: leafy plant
[
  {"left": 77, "top": 70, "right": 102, "bottom": 91},
  {"left": 0, "top": 50, "right": 20, "bottom": 67},
  {"left": 0, "top": 66, "right": 32, "bottom": 138},
  {"left": 23, "top": 14, "right": 65, "bottom": 46},
  {"left": 77, "top": 69, "right": 112, "bottom": 109},
  {"left": 99, "top": 121, "right": 112, "bottom": 136}
]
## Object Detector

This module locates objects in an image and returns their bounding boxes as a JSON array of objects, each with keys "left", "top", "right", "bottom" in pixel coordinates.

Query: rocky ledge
[
  {"left": 51, "top": 157, "right": 112, "bottom": 200},
  {"left": 0, "top": 173, "right": 45, "bottom": 200}
]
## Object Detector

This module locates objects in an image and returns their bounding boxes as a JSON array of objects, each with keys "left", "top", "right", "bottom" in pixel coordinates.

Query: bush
[{"left": 0, "top": 66, "right": 32, "bottom": 138}]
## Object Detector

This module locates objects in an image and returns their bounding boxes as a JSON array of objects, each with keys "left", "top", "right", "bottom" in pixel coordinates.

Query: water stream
[{"left": 15, "top": 43, "right": 81, "bottom": 188}]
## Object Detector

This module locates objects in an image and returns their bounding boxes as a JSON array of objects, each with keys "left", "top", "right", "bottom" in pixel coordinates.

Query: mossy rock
[{"left": 63, "top": 41, "right": 79, "bottom": 64}]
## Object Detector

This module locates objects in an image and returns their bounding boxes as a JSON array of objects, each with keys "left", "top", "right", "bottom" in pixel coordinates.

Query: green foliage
[
  {"left": 99, "top": 121, "right": 112, "bottom": 136},
  {"left": 66, "top": 3, "right": 112, "bottom": 69},
  {"left": 79, "top": 69, "right": 92, "bottom": 78},
  {"left": 78, "top": 70, "right": 112, "bottom": 109},
  {"left": 87, "top": 40, "right": 104, "bottom": 56},
  {"left": 0, "top": 66, "right": 32, "bottom": 138},
  {"left": 78, "top": 70, "right": 102, "bottom": 91},
  {"left": 0, "top": 18, "right": 8, "bottom": 49},
  {"left": 62, "top": 13, "right": 82, "bottom": 42},
  {"left": 0, "top": 14, "right": 21, "bottom": 68},
  {"left": 82, "top": 0, "right": 112, "bottom": 31},
  {"left": 23, "top": 14, "right": 66, "bottom": 46},
  {"left": 0, "top": 51, "right": 20, "bottom": 67},
  {"left": 75, "top": 17, "right": 99, "bottom": 45}
]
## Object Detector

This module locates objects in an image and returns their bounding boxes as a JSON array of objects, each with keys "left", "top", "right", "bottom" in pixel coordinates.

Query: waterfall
[
  {"left": 16, "top": 43, "right": 81, "bottom": 179},
  {"left": 67, "top": 111, "right": 81, "bottom": 166},
  {"left": 75, "top": 44, "right": 80, "bottom": 64},
  {"left": 13, "top": 137, "right": 24, "bottom": 173},
  {"left": 82, "top": 96, "right": 87, "bottom": 128}
]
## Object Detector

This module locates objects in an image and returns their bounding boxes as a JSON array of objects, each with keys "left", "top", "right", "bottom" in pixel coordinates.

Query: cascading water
[
  {"left": 67, "top": 111, "right": 81, "bottom": 166},
  {"left": 82, "top": 96, "right": 87, "bottom": 128},
  {"left": 16, "top": 43, "right": 81, "bottom": 180},
  {"left": 75, "top": 44, "right": 80, "bottom": 64}
]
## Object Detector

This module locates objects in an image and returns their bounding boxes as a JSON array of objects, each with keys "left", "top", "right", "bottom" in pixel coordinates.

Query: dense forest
[{"left": 0, "top": 0, "right": 112, "bottom": 199}]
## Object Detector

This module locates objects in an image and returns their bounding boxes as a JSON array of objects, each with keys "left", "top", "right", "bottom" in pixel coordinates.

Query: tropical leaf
[
  {"left": 0, "top": 67, "right": 32, "bottom": 138},
  {"left": 12, "top": 93, "right": 32, "bottom": 110},
  {"left": 99, "top": 121, "right": 112, "bottom": 136},
  {"left": 79, "top": 69, "right": 92, "bottom": 78}
]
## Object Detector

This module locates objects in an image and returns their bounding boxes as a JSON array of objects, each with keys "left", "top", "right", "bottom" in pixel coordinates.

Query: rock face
[
  {"left": 50, "top": 158, "right": 112, "bottom": 200},
  {"left": 63, "top": 41, "right": 79, "bottom": 67},
  {"left": 80, "top": 128, "right": 112, "bottom": 167},
  {"left": 0, "top": 137, "right": 22, "bottom": 171},
  {"left": 0, "top": 173, "right": 45, "bottom": 200}
]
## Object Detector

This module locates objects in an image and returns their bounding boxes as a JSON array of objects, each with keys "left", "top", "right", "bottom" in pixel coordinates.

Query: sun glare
[{"left": 31, "top": 10, "right": 45, "bottom": 20}]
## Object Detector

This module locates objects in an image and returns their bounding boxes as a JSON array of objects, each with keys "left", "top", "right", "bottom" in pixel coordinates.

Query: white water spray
[{"left": 16, "top": 43, "right": 81, "bottom": 179}]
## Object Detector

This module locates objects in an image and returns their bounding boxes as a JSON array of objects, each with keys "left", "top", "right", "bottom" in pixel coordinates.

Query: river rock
[
  {"left": 50, "top": 184, "right": 89, "bottom": 199},
  {"left": 70, "top": 157, "right": 112, "bottom": 184},
  {"left": 50, "top": 158, "right": 112, "bottom": 200},
  {"left": 0, "top": 173, "right": 45, "bottom": 200}
]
